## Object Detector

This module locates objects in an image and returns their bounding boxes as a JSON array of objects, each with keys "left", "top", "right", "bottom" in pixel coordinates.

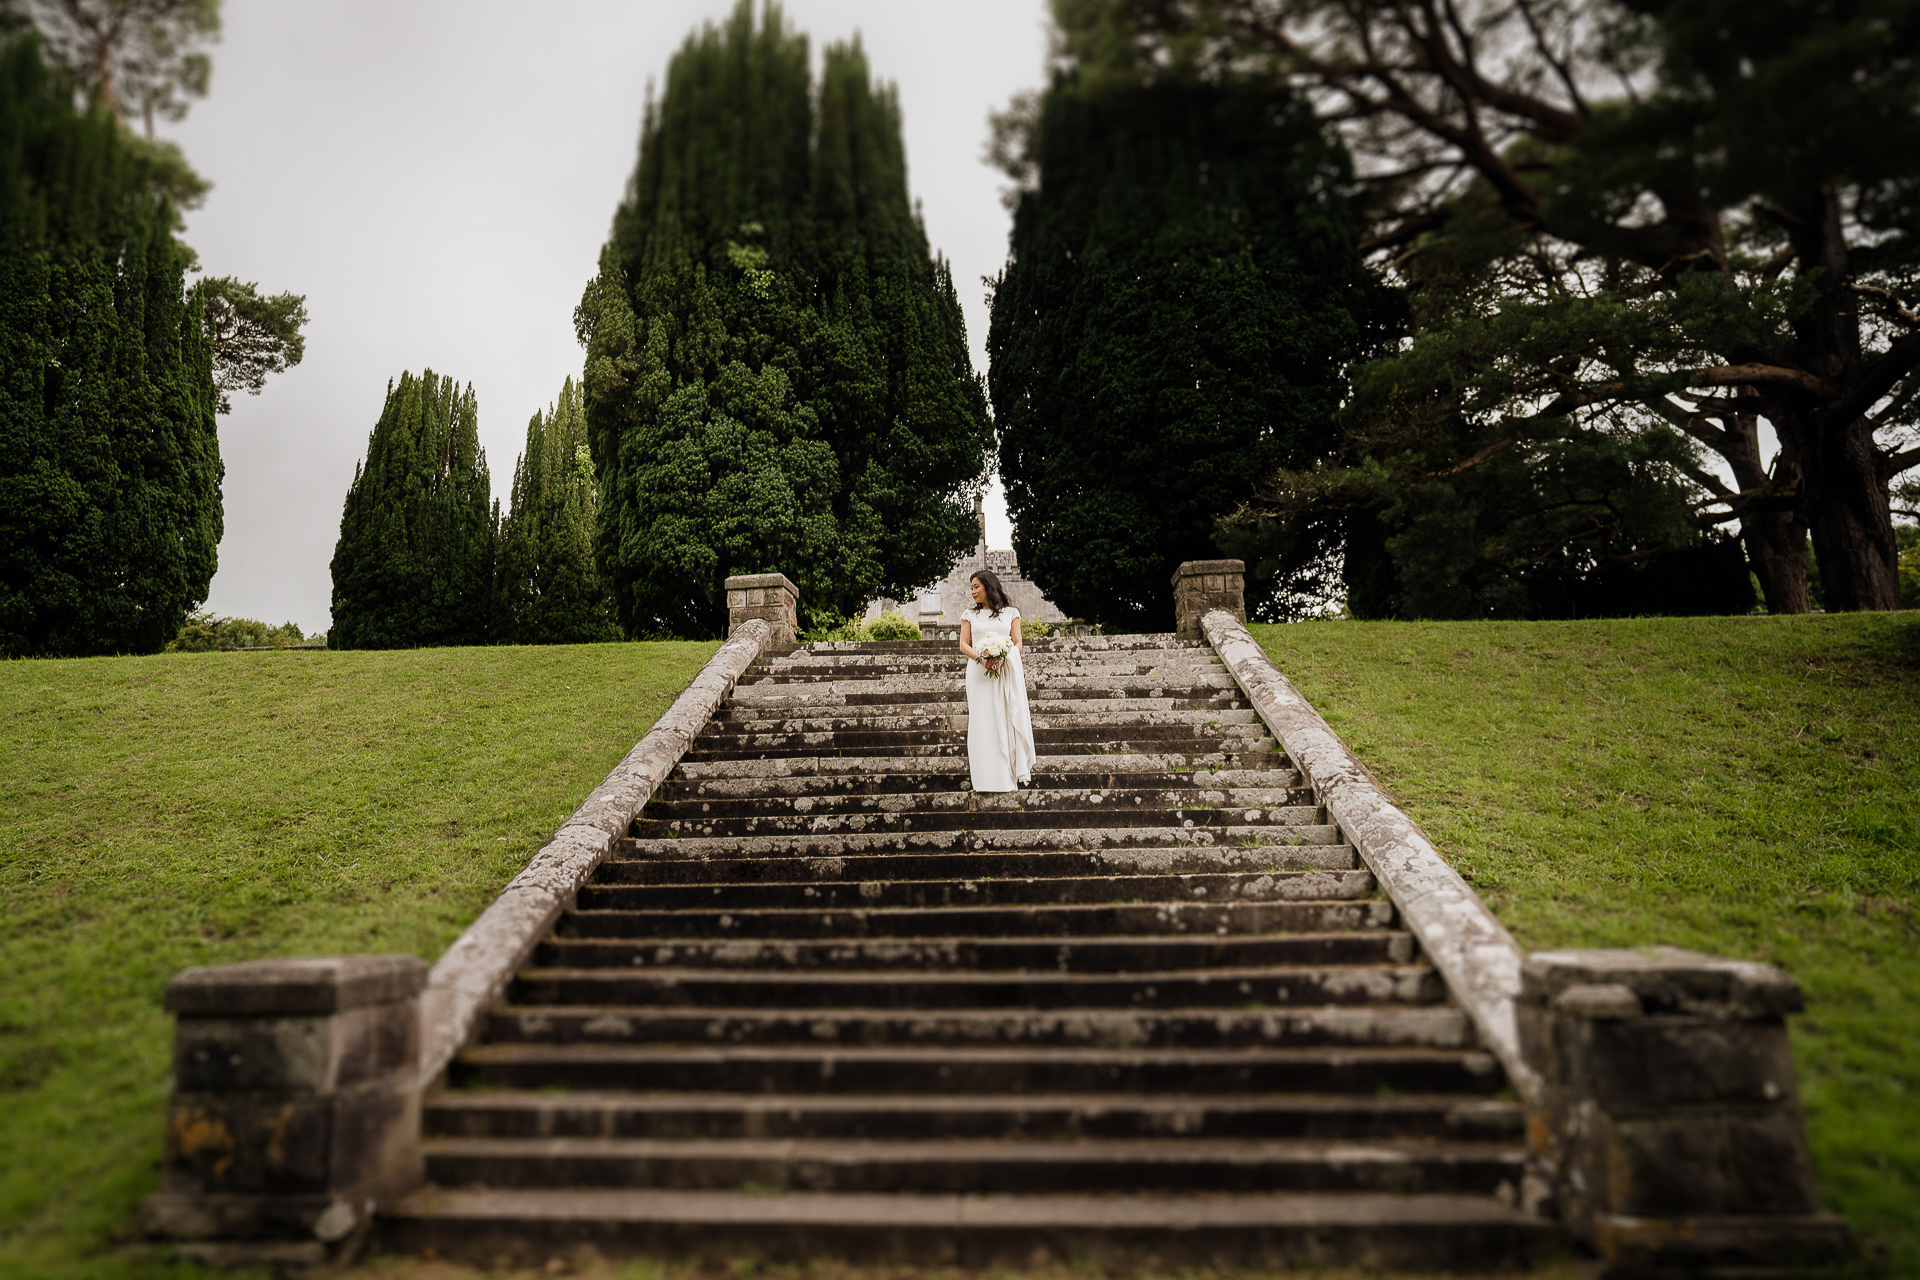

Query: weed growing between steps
[
  {"left": 0, "top": 640, "right": 718, "bottom": 1280},
  {"left": 1252, "top": 613, "right": 1920, "bottom": 1279}
]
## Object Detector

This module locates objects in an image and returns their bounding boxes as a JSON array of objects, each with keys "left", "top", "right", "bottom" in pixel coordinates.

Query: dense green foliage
[
  {"left": 0, "top": 641, "right": 718, "bottom": 1279},
  {"left": 495, "top": 378, "right": 619, "bottom": 645},
  {"left": 576, "top": 1, "right": 992, "bottom": 639},
  {"left": 1056, "top": 0, "right": 1920, "bottom": 616},
  {"left": 328, "top": 370, "right": 495, "bottom": 650},
  {"left": 164, "top": 610, "right": 310, "bottom": 651},
  {"left": 987, "top": 75, "right": 1394, "bottom": 631},
  {"left": 0, "top": 31, "right": 221, "bottom": 657},
  {"left": 1252, "top": 614, "right": 1920, "bottom": 1277}
]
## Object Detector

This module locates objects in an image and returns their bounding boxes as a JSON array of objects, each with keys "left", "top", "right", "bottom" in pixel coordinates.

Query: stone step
[
  {"left": 728, "top": 692, "right": 1250, "bottom": 714},
  {"left": 637, "top": 805, "right": 1322, "bottom": 840},
  {"left": 419, "top": 1135, "right": 1520, "bottom": 1196},
  {"left": 675, "top": 753, "right": 1288, "bottom": 779},
  {"left": 422, "top": 1090, "right": 1528, "bottom": 1143},
  {"left": 483, "top": 1002, "right": 1465, "bottom": 1049},
  {"left": 522, "top": 943, "right": 1432, "bottom": 985},
  {"left": 680, "top": 737, "right": 1277, "bottom": 763},
  {"left": 661, "top": 769, "right": 1308, "bottom": 800},
  {"left": 620, "top": 824, "right": 1339, "bottom": 862},
  {"left": 688, "top": 727, "right": 1267, "bottom": 757},
  {"left": 647, "top": 784, "right": 1314, "bottom": 821},
  {"left": 559, "top": 899, "right": 1387, "bottom": 940},
  {"left": 375, "top": 1186, "right": 1555, "bottom": 1271},
  {"left": 710, "top": 708, "right": 1264, "bottom": 732},
  {"left": 450, "top": 1043, "right": 1510, "bottom": 1096},
  {"left": 743, "top": 663, "right": 1228, "bottom": 685},
  {"left": 798, "top": 634, "right": 1206, "bottom": 652},
  {"left": 732, "top": 674, "right": 1241, "bottom": 696},
  {"left": 698, "top": 721, "right": 1268, "bottom": 744},
  {"left": 577, "top": 869, "right": 1375, "bottom": 912}
]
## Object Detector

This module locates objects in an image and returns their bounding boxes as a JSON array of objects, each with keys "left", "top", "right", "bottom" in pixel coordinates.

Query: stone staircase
[{"left": 383, "top": 635, "right": 1553, "bottom": 1269}]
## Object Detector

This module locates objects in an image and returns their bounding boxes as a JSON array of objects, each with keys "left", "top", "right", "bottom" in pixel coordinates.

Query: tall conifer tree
[
  {"left": 988, "top": 77, "right": 1394, "bottom": 631},
  {"left": 0, "top": 30, "right": 221, "bottom": 656},
  {"left": 495, "top": 377, "right": 618, "bottom": 645},
  {"left": 328, "top": 370, "right": 494, "bottom": 649},
  {"left": 576, "top": 2, "right": 990, "bottom": 638}
]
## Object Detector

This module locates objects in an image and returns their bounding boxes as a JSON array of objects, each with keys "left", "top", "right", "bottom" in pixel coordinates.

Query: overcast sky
[{"left": 170, "top": 0, "right": 1049, "bottom": 634}]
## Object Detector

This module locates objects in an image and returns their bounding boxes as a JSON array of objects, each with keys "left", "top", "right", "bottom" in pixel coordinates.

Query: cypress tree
[
  {"left": 328, "top": 370, "right": 494, "bottom": 649},
  {"left": 0, "top": 30, "right": 221, "bottom": 657},
  {"left": 987, "top": 76, "right": 1394, "bottom": 631},
  {"left": 576, "top": 2, "right": 991, "bottom": 638},
  {"left": 495, "top": 377, "right": 619, "bottom": 645}
]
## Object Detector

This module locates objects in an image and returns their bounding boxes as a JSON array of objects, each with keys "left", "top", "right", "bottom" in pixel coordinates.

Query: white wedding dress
[{"left": 963, "top": 605, "right": 1036, "bottom": 792}]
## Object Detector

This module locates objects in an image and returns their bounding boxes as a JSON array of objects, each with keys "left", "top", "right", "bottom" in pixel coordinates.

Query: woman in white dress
[{"left": 958, "top": 569, "right": 1036, "bottom": 792}]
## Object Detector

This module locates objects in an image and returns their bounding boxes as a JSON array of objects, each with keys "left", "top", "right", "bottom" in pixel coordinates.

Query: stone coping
[
  {"left": 417, "top": 621, "right": 771, "bottom": 1084},
  {"left": 166, "top": 955, "right": 426, "bottom": 1017},
  {"left": 1201, "top": 609, "right": 1538, "bottom": 1101}
]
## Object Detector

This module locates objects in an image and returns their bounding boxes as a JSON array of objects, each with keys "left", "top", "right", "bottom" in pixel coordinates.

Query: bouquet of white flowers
[{"left": 975, "top": 632, "right": 1011, "bottom": 677}]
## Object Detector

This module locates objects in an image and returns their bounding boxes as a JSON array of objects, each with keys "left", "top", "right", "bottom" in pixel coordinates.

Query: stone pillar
[
  {"left": 141, "top": 956, "right": 427, "bottom": 1269},
  {"left": 725, "top": 572, "right": 799, "bottom": 648},
  {"left": 1518, "top": 947, "right": 1851, "bottom": 1277},
  {"left": 1171, "top": 559, "right": 1246, "bottom": 640}
]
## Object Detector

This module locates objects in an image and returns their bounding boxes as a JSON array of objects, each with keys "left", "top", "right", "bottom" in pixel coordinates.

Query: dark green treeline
[
  {"left": 576, "top": 1, "right": 992, "bottom": 638},
  {"left": 495, "top": 378, "right": 618, "bottom": 645},
  {"left": 328, "top": 371, "right": 494, "bottom": 650},
  {"left": 0, "top": 32, "right": 221, "bottom": 657},
  {"left": 987, "top": 76, "right": 1395, "bottom": 631}
]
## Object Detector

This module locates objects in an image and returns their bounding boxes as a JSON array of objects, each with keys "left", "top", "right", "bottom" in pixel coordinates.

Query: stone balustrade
[
  {"left": 1172, "top": 559, "right": 1246, "bottom": 639},
  {"left": 726, "top": 573, "right": 799, "bottom": 648}
]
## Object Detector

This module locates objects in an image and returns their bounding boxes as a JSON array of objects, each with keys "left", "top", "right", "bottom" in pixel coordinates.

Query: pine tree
[
  {"left": 0, "top": 29, "right": 221, "bottom": 657},
  {"left": 328, "top": 370, "right": 494, "bottom": 649},
  {"left": 576, "top": 1, "right": 991, "bottom": 638},
  {"left": 987, "top": 75, "right": 1395, "bottom": 631},
  {"left": 495, "top": 377, "right": 619, "bottom": 645}
]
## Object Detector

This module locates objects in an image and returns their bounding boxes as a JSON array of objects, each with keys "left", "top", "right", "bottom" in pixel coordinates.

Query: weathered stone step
[
  {"left": 422, "top": 1090, "right": 1527, "bottom": 1143},
  {"left": 680, "top": 736, "right": 1276, "bottom": 763},
  {"left": 419, "top": 1134, "right": 1519, "bottom": 1195},
  {"left": 661, "top": 769, "right": 1307, "bottom": 801},
  {"left": 727, "top": 692, "right": 1249, "bottom": 714},
  {"left": 710, "top": 709, "right": 1263, "bottom": 733},
  {"left": 601, "top": 851, "right": 1363, "bottom": 888},
  {"left": 510, "top": 967, "right": 1443, "bottom": 1013},
  {"left": 743, "top": 664, "right": 1228, "bottom": 685},
  {"left": 676, "top": 753, "right": 1289, "bottom": 780},
  {"left": 799, "top": 634, "right": 1207, "bottom": 652},
  {"left": 620, "top": 823, "right": 1338, "bottom": 862},
  {"left": 376, "top": 1186, "right": 1556, "bottom": 1271},
  {"left": 648, "top": 784, "right": 1313, "bottom": 822},
  {"left": 637, "top": 805, "right": 1321, "bottom": 841},
  {"left": 688, "top": 727, "right": 1267, "bottom": 758},
  {"left": 739, "top": 674, "right": 1242, "bottom": 696},
  {"left": 483, "top": 1002, "right": 1466, "bottom": 1049},
  {"left": 451, "top": 1043, "right": 1510, "bottom": 1096},
  {"left": 525, "top": 933, "right": 1433, "bottom": 979},
  {"left": 577, "top": 869, "right": 1372, "bottom": 912},
  {"left": 560, "top": 899, "right": 1384, "bottom": 942}
]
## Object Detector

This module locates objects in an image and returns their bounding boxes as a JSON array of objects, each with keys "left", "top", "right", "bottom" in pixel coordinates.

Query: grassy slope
[
  {"left": 1250, "top": 614, "right": 1920, "bottom": 1278},
  {"left": 0, "top": 641, "right": 719, "bottom": 1279}
]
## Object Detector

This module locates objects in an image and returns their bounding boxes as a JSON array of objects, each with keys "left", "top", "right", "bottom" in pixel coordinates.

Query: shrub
[
  {"left": 1023, "top": 618, "right": 1055, "bottom": 638},
  {"left": 165, "top": 613, "right": 308, "bottom": 652},
  {"left": 865, "top": 610, "right": 923, "bottom": 641}
]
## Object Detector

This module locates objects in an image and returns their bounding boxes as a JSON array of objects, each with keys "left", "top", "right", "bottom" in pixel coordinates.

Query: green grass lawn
[
  {"left": 3, "top": 618, "right": 1913, "bottom": 1278},
  {"left": 1251, "top": 613, "right": 1920, "bottom": 1279},
  {"left": 0, "top": 640, "right": 719, "bottom": 1279}
]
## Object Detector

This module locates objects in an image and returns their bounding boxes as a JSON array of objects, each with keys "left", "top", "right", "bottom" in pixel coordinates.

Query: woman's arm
[
  {"left": 1011, "top": 615, "right": 1023, "bottom": 649},
  {"left": 958, "top": 618, "right": 977, "bottom": 660}
]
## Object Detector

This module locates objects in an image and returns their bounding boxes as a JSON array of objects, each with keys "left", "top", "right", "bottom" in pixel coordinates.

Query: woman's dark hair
[{"left": 970, "top": 569, "right": 1013, "bottom": 617}]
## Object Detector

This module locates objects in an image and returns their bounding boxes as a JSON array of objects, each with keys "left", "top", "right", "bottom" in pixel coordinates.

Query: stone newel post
[
  {"left": 725, "top": 572, "right": 799, "bottom": 648},
  {"left": 1518, "top": 947, "right": 1851, "bottom": 1275},
  {"left": 1172, "top": 560, "right": 1246, "bottom": 640},
  {"left": 142, "top": 956, "right": 427, "bottom": 1268}
]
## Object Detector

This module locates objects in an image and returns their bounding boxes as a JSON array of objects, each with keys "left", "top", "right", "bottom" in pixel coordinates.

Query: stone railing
[
  {"left": 1171, "top": 558, "right": 1246, "bottom": 640},
  {"left": 725, "top": 572, "right": 798, "bottom": 647},
  {"left": 1195, "top": 560, "right": 1851, "bottom": 1275}
]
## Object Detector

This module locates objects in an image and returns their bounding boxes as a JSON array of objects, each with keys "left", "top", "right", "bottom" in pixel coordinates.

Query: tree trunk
[
  {"left": 1782, "top": 186, "right": 1903, "bottom": 611},
  {"left": 1720, "top": 411, "right": 1809, "bottom": 614},
  {"left": 1799, "top": 411, "right": 1902, "bottom": 611}
]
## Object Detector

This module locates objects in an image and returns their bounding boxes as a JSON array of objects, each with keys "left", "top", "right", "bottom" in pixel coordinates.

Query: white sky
[{"left": 171, "top": 0, "right": 1045, "bottom": 634}]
